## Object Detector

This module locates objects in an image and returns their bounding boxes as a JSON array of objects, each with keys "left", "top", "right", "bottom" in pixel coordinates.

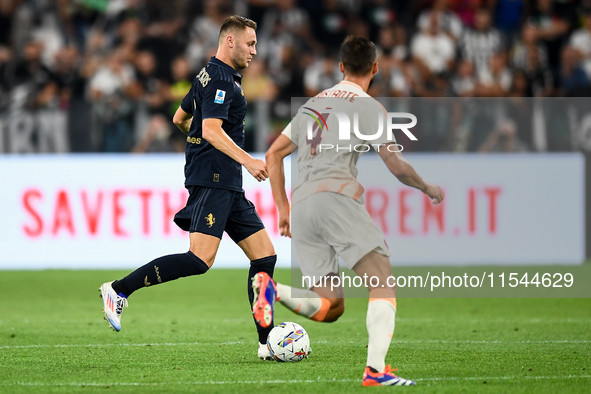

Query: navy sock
[
  {"left": 248, "top": 255, "right": 277, "bottom": 344},
  {"left": 111, "top": 279, "right": 130, "bottom": 297},
  {"left": 114, "top": 251, "right": 209, "bottom": 297}
]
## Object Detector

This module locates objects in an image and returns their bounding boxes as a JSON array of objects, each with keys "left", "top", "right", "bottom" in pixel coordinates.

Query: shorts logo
[
  {"left": 205, "top": 213, "right": 216, "bottom": 228},
  {"left": 214, "top": 90, "right": 226, "bottom": 104}
]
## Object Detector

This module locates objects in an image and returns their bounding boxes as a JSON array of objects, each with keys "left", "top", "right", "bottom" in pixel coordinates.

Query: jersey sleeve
[
  {"left": 281, "top": 122, "right": 292, "bottom": 141},
  {"left": 201, "top": 79, "right": 234, "bottom": 121},
  {"left": 284, "top": 112, "right": 303, "bottom": 147},
  {"left": 180, "top": 81, "right": 195, "bottom": 114}
]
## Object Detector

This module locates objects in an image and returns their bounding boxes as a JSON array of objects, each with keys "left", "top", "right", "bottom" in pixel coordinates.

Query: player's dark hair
[
  {"left": 219, "top": 15, "right": 257, "bottom": 40},
  {"left": 340, "top": 36, "right": 377, "bottom": 76}
]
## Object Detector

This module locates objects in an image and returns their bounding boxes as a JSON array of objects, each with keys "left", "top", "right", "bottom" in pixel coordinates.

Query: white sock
[
  {"left": 366, "top": 299, "right": 396, "bottom": 372},
  {"left": 276, "top": 283, "right": 323, "bottom": 318}
]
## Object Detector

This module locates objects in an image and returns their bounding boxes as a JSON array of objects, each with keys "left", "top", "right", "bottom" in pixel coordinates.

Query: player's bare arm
[
  {"left": 172, "top": 106, "right": 193, "bottom": 135},
  {"left": 202, "top": 118, "right": 268, "bottom": 182},
  {"left": 377, "top": 143, "right": 444, "bottom": 204},
  {"left": 266, "top": 133, "right": 297, "bottom": 237}
]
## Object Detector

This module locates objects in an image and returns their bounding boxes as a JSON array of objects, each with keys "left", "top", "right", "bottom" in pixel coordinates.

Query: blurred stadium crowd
[{"left": 0, "top": 0, "right": 590, "bottom": 153}]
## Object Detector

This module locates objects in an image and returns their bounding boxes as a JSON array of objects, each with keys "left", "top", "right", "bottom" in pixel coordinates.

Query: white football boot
[
  {"left": 258, "top": 342, "right": 273, "bottom": 360},
  {"left": 99, "top": 281, "right": 128, "bottom": 332}
]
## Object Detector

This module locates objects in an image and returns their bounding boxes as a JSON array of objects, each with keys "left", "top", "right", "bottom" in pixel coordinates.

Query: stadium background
[
  {"left": 0, "top": 1, "right": 590, "bottom": 392},
  {"left": 1, "top": 0, "right": 591, "bottom": 154},
  {"left": 0, "top": 0, "right": 589, "bottom": 267}
]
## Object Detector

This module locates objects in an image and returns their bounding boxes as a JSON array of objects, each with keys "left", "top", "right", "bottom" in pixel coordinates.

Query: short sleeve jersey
[
  {"left": 283, "top": 81, "right": 393, "bottom": 206},
  {"left": 180, "top": 57, "right": 247, "bottom": 191}
]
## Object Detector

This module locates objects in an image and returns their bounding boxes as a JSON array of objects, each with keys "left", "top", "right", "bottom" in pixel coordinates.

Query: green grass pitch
[{"left": 1, "top": 269, "right": 589, "bottom": 393}]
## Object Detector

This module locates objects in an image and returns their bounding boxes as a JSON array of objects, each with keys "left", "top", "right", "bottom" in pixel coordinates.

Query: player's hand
[
  {"left": 424, "top": 183, "right": 444, "bottom": 204},
  {"left": 246, "top": 158, "right": 268, "bottom": 182},
  {"left": 278, "top": 208, "right": 291, "bottom": 238}
]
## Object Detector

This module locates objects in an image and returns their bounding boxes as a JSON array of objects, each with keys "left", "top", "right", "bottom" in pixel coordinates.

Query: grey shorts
[{"left": 291, "top": 192, "right": 391, "bottom": 284}]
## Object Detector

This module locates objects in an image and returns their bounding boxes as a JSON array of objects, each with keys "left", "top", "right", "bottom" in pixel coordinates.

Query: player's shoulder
[
  {"left": 193, "top": 62, "right": 233, "bottom": 90},
  {"left": 347, "top": 87, "right": 385, "bottom": 113},
  {"left": 213, "top": 67, "right": 235, "bottom": 85},
  {"left": 367, "top": 95, "right": 386, "bottom": 112},
  {"left": 206, "top": 61, "right": 235, "bottom": 85}
]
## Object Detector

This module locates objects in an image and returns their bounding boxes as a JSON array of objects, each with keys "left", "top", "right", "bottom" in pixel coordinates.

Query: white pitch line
[
  {"left": 417, "top": 375, "right": 591, "bottom": 382},
  {"left": 0, "top": 342, "right": 238, "bottom": 350},
  {"left": 394, "top": 318, "right": 591, "bottom": 324},
  {"left": 3, "top": 375, "right": 590, "bottom": 387},
  {"left": 6, "top": 380, "right": 358, "bottom": 387},
  {"left": 389, "top": 340, "right": 591, "bottom": 344},
  {"left": 1, "top": 339, "right": 590, "bottom": 350}
]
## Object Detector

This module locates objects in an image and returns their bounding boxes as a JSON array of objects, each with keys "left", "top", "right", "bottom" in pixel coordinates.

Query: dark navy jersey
[{"left": 180, "top": 57, "right": 247, "bottom": 191}]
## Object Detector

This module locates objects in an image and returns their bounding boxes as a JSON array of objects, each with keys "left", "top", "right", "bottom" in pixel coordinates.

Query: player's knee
[
  {"left": 258, "top": 242, "right": 276, "bottom": 260},
  {"left": 257, "top": 247, "right": 276, "bottom": 262},
  {"left": 189, "top": 247, "right": 215, "bottom": 268},
  {"left": 250, "top": 255, "right": 277, "bottom": 271}
]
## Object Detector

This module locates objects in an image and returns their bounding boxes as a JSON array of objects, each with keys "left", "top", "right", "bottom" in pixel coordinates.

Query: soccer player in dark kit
[{"left": 99, "top": 15, "right": 278, "bottom": 360}]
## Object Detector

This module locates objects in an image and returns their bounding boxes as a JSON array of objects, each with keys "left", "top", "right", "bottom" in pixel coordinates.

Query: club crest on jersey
[{"left": 214, "top": 89, "right": 226, "bottom": 104}]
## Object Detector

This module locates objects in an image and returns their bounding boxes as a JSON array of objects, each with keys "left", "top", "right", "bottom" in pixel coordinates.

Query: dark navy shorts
[{"left": 173, "top": 186, "right": 265, "bottom": 243}]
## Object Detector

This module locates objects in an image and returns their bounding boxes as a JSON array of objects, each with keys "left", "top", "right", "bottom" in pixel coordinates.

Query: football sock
[
  {"left": 366, "top": 298, "right": 396, "bottom": 373},
  {"left": 248, "top": 255, "right": 277, "bottom": 344},
  {"left": 111, "top": 279, "right": 130, "bottom": 297},
  {"left": 114, "top": 251, "right": 209, "bottom": 297},
  {"left": 276, "top": 283, "right": 328, "bottom": 320}
]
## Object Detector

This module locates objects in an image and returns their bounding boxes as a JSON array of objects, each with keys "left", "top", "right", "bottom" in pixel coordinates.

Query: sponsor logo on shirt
[{"left": 214, "top": 89, "right": 226, "bottom": 104}]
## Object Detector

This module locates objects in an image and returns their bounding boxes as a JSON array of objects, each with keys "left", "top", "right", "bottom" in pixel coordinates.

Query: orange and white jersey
[{"left": 283, "top": 81, "right": 393, "bottom": 206}]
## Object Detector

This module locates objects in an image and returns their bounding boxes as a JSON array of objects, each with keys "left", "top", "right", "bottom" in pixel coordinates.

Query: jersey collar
[
  {"left": 209, "top": 56, "right": 243, "bottom": 80},
  {"left": 338, "top": 80, "right": 363, "bottom": 91}
]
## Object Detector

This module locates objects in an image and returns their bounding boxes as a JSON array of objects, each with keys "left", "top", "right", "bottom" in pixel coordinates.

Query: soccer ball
[{"left": 266, "top": 322, "right": 310, "bottom": 362}]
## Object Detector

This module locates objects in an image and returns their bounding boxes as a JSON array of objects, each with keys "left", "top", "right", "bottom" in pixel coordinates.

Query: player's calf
[
  {"left": 316, "top": 297, "right": 344, "bottom": 322},
  {"left": 275, "top": 282, "right": 345, "bottom": 322}
]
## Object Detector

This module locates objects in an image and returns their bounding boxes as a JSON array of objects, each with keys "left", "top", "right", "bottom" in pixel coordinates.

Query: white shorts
[{"left": 291, "top": 192, "right": 391, "bottom": 285}]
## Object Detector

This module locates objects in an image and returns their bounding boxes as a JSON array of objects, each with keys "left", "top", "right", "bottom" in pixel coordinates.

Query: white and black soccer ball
[{"left": 266, "top": 322, "right": 310, "bottom": 362}]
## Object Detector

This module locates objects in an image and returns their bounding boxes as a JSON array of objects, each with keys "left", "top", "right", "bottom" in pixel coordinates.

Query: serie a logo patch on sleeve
[{"left": 214, "top": 89, "right": 226, "bottom": 104}]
